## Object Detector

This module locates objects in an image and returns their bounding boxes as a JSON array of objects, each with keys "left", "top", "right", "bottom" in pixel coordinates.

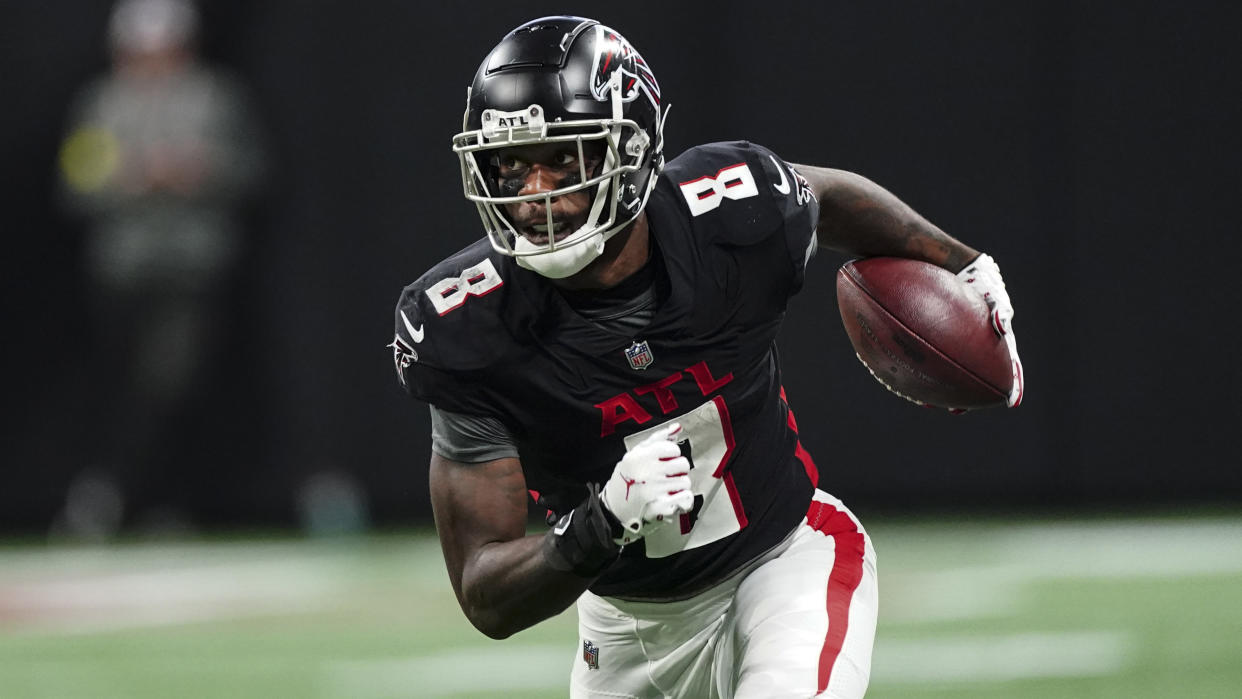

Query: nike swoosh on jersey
[
  {"left": 400, "top": 310, "right": 425, "bottom": 343},
  {"left": 769, "top": 155, "right": 791, "bottom": 195}
]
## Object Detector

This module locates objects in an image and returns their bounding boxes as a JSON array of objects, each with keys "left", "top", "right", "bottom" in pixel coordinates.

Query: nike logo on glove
[
  {"left": 400, "top": 310, "right": 424, "bottom": 343},
  {"left": 769, "top": 155, "right": 790, "bottom": 194},
  {"left": 622, "top": 474, "right": 641, "bottom": 501}
]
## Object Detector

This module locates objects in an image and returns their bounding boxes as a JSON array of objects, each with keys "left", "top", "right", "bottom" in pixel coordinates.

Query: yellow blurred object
[{"left": 59, "top": 126, "right": 121, "bottom": 193}]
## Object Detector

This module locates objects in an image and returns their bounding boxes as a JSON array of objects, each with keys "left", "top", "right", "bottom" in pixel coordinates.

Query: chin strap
[{"left": 515, "top": 232, "right": 607, "bottom": 278}]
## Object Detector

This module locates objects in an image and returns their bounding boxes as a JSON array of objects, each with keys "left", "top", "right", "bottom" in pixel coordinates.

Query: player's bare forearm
[
  {"left": 429, "top": 453, "right": 593, "bottom": 639},
  {"left": 793, "top": 165, "right": 979, "bottom": 273},
  {"left": 458, "top": 532, "right": 595, "bottom": 638}
]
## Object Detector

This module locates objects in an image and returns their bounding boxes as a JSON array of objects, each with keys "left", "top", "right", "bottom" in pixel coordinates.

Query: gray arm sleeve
[{"left": 429, "top": 405, "right": 520, "bottom": 463}]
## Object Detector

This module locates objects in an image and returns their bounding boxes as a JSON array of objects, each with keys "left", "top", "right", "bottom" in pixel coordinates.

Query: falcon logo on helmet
[{"left": 589, "top": 26, "right": 661, "bottom": 109}]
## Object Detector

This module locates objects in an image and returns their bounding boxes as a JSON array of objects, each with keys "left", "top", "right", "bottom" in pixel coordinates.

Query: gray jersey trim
[{"left": 430, "top": 405, "right": 520, "bottom": 463}]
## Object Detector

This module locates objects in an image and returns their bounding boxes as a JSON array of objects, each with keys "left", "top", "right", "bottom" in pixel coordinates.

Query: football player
[{"left": 391, "top": 16, "right": 1023, "bottom": 699}]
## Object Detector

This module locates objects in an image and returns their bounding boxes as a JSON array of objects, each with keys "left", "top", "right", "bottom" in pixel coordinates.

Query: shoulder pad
[
  {"left": 662, "top": 141, "right": 810, "bottom": 246},
  {"left": 391, "top": 240, "right": 518, "bottom": 385}
]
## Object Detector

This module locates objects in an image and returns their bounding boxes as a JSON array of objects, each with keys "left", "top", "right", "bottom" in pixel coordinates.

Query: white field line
[
  {"left": 880, "top": 518, "right": 1242, "bottom": 623},
  {"left": 871, "top": 631, "right": 1130, "bottom": 684},
  {"left": 323, "top": 631, "right": 1129, "bottom": 697},
  {"left": 0, "top": 557, "right": 349, "bottom": 636},
  {"left": 0, "top": 519, "right": 1238, "bottom": 637},
  {"left": 327, "top": 644, "right": 572, "bottom": 698},
  {"left": 992, "top": 520, "right": 1242, "bottom": 578},
  {"left": 1, "top": 634, "right": 1127, "bottom": 696},
  {"left": 882, "top": 519, "right": 1242, "bottom": 579}
]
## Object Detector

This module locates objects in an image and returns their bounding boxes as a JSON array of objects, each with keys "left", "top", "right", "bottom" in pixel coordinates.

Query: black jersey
[{"left": 393, "top": 141, "right": 822, "bottom": 598}]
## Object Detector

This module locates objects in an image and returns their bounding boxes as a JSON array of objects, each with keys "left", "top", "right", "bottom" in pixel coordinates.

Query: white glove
[
  {"left": 601, "top": 423, "right": 694, "bottom": 545},
  {"left": 957, "top": 253, "right": 1025, "bottom": 407}
]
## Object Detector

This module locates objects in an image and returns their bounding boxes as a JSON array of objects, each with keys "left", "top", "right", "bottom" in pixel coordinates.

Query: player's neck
[{"left": 552, "top": 214, "right": 651, "bottom": 292}]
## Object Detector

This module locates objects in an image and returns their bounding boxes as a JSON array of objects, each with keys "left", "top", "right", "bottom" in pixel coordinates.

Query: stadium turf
[{"left": 2, "top": 513, "right": 1240, "bottom": 698}]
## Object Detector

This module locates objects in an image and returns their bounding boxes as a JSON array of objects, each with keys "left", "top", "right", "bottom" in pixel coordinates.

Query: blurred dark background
[{"left": 4, "top": 1, "right": 1240, "bottom": 536}]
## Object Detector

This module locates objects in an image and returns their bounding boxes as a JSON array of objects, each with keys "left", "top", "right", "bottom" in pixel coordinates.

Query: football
[{"left": 835, "top": 257, "right": 1013, "bottom": 410}]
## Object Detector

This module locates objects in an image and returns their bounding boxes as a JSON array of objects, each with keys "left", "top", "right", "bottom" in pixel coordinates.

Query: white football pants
[{"left": 570, "top": 490, "right": 878, "bottom": 698}]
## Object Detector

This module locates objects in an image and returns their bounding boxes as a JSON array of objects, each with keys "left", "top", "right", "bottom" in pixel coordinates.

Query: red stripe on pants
[{"left": 806, "top": 500, "right": 865, "bottom": 694}]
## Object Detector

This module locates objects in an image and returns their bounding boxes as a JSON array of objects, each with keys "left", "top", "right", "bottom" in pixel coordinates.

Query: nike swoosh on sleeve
[
  {"left": 400, "top": 310, "right": 425, "bottom": 343},
  {"left": 769, "top": 154, "right": 791, "bottom": 194}
]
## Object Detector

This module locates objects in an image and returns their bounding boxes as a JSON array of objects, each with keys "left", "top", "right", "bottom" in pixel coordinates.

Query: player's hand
[
  {"left": 957, "top": 253, "right": 1024, "bottom": 407},
  {"left": 601, "top": 423, "right": 694, "bottom": 545}
]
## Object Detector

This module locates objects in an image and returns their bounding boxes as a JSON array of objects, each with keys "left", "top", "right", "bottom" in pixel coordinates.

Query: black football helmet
[{"left": 452, "top": 16, "right": 667, "bottom": 278}]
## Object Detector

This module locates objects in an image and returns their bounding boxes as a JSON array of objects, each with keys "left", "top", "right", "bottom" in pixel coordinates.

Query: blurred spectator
[{"left": 54, "top": 0, "right": 266, "bottom": 540}]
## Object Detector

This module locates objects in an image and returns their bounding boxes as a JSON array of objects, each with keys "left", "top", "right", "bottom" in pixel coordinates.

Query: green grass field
[{"left": 2, "top": 512, "right": 1240, "bottom": 698}]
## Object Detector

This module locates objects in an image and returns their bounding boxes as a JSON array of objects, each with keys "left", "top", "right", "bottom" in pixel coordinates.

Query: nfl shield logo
[
  {"left": 582, "top": 640, "right": 600, "bottom": 670},
  {"left": 624, "top": 340, "right": 654, "bottom": 370}
]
